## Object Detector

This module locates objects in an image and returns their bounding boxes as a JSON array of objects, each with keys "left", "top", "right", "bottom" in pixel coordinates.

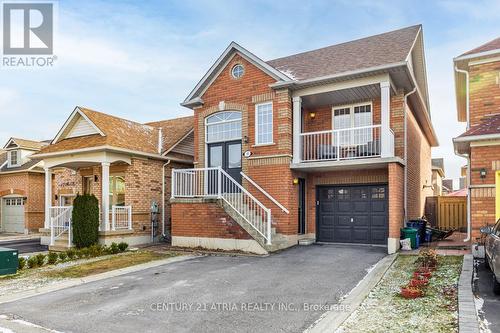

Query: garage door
[
  {"left": 317, "top": 185, "right": 388, "bottom": 244},
  {"left": 2, "top": 197, "right": 25, "bottom": 233}
]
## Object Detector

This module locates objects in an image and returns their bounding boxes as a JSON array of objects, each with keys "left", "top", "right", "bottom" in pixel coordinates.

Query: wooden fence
[{"left": 425, "top": 196, "right": 467, "bottom": 231}]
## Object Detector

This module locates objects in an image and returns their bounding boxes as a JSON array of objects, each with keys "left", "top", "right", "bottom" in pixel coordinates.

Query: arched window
[{"left": 205, "top": 111, "right": 242, "bottom": 143}]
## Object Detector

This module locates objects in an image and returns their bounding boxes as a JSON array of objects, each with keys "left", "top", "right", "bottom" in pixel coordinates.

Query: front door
[{"left": 208, "top": 140, "right": 242, "bottom": 184}]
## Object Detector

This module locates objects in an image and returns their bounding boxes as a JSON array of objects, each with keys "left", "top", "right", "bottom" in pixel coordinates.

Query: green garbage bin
[
  {"left": 0, "top": 247, "right": 18, "bottom": 275},
  {"left": 401, "top": 227, "right": 418, "bottom": 249}
]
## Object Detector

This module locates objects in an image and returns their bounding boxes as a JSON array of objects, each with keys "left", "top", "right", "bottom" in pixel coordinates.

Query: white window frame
[
  {"left": 205, "top": 111, "right": 242, "bottom": 144},
  {"left": 332, "top": 102, "right": 373, "bottom": 145},
  {"left": 7, "top": 150, "right": 20, "bottom": 168},
  {"left": 255, "top": 101, "right": 274, "bottom": 146}
]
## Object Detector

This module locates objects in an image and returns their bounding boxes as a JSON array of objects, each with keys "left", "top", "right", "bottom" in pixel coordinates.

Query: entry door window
[
  {"left": 206, "top": 111, "right": 242, "bottom": 143},
  {"left": 209, "top": 145, "right": 223, "bottom": 167},
  {"left": 83, "top": 176, "right": 93, "bottom": 195}
]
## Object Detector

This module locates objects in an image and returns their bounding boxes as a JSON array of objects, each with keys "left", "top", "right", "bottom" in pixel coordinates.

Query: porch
[{"left": 291, "top": 76, "right": 399, "bottom": 170}]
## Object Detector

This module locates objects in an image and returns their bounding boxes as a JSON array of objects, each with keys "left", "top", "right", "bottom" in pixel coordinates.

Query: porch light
[
  {"left": 293, "top": 178, "right": 299, "bottom": 185},
  {"left": 309, "top": 112, "right": 316, "bottom": 119},
  {"left": 480, "top": 168, "right": 487, "bottom": 179}
]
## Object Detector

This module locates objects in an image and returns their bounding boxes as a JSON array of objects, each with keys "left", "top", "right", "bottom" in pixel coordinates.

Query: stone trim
[
  {"left": 247, "top": 155, "right": 292, "bottom": 166},
  {"left": 315, "top": 174, "right": 388, "bottom": 185},
  {"left": 492, "top": 160, "right": 500, "bottom": 170},
  {"left": 172, "top": 236, "right": 267, "bottom": 255},
  {"left": 252, "top": 92, "right": 275, "bottom": 104},
  {"left": 471, "top": 187, "right": 495, "bottom": 198}
]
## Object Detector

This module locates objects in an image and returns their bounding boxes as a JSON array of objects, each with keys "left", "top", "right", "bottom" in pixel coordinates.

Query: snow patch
[{"left": 278, "top": 69, "right": 298, "bottom": 80}]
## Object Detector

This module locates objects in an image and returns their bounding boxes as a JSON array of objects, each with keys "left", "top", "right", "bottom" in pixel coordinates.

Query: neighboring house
[
  {"left": 453, "top": 36, "right": 500, "bottom": 241},
  {"left": 31, "top": 107, "right": 193, "bottom": 250},
  {"left": 431, "top": 158, "right": 445, "bottom": 195},
  {"left": 171, "top": 25, "right": 438, "bottom": 254},
  {"left": 0, "top": 138, "right": 48, "bottom": 234},
  {"left": 442, "top": 178, "right": 454, "bottom": 195}
]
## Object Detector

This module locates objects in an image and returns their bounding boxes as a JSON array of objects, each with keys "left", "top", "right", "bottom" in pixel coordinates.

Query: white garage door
[{"left": 2, "top": 197, "right": 25, "bottom": 233}]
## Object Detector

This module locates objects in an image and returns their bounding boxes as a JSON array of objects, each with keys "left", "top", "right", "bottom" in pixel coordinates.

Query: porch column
[
  {"left": 44, "top": 167, "right": 52, "bottom": 228},
  {"left": 101, "top": 162, "right": 110, "bottom": 231},
  {"left": 380, "top": 81, "right": 392, "bottom": 158},
  {"left": 292, "top": 96, "right": 302, "bottom": 164}
]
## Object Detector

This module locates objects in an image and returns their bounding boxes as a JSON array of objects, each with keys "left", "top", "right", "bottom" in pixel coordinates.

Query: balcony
[{"left": 299, "top": 125, "right": 394, "bottom": 162}]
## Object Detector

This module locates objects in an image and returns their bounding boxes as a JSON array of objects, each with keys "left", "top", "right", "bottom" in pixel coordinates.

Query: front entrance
[
  {"left": 1, "top": 197, "right": 25, "bottom": 233},
  {"left": 208, "top": 140, "right": 242, "bottom": 184},
  {"left": 316, "top": 184, "right": 388, "bottom": 244}
]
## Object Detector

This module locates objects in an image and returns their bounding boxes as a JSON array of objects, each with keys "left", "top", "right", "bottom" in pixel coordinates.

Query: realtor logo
[{"left": 1, "top": 1, "right": 56, "bottom": 67}]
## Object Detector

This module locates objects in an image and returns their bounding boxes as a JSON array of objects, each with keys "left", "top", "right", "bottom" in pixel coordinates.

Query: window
[
  {"left": 255, "top": 102, "right": 273, "bottom": 145},
  {"left": 8, "top": 150, "right": 19, "bottom": 167},
  {"left": 206, "top": 111, "right": 242, "bottom": 143},
  {"left": 231, "top": 64, "right": 244, "bottom": 79},
  {"left": 333, "top": 103, "right": 372, "bottom": 145},
  {"left": 109, "top": 174, "right": 125, "bottom": 208}
]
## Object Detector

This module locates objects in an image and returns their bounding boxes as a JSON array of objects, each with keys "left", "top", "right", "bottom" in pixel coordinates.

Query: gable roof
[
  {"left": 145, "top": 116, "right": 194, "bottom": 155},
  {"left": 460, "top": 37, "right": 500, "bottom": 57},
  {"left": 3, "top": 137, "right": 46, "bottom": 150},
  {"left": 35, "top": 107, "right": 194, "bottom": 160},
  {"left": 267, "top": 25, "right": 421, "bottom": 81},
  {"left": 38, "top": 107, "right": 160, "bottom": 156},
  {"left": 182, "top": 42, "right": 293, "bottom": 107}
]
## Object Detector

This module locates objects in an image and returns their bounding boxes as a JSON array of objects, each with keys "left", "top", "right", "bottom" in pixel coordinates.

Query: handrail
[
  {"left": 240, "top": 171, "right": 289, "bottom": 214},
  {"left": 299, "top": 124, "right": 381, "bottom": 136}
]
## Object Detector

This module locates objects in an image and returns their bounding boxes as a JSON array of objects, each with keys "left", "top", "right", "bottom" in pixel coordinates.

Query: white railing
[
  {"left": 112, "top": 205, "right": 132, "bottom": 230},
  {"left": 50, "top": 206, "right": 73, "bottom": 247},
  {"left": 172, "top": 167, "right": 272, "bottom": 244},
  {"left": 300, "top": 124, "right": 388, "bottom": 162}
]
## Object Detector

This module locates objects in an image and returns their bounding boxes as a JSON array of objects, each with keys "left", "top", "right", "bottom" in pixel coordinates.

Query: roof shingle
[
  {"left": 266, "top": 25, "right": 420, "bottom": 80},
  {"left": 145, "top": 116, "right": 194, "bottom": 154},
  {"left": 458, "top": 113, "right": 500, "bottom": 138},
  {"left": 461, "top": 37, "right": 500, "bottom": 56}
]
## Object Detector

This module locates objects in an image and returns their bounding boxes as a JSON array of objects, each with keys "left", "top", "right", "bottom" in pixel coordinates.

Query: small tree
[{"left": 72, "top": 194, "right": 99, "bottom": 248}]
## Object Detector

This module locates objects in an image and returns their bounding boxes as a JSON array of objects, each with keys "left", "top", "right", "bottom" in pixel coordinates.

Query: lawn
[
  {"left": 338, "top": 254, "right": 463, "bottom": 333},
  {"left": 41, "top": 250, "right": 179, "bottom": 279}
]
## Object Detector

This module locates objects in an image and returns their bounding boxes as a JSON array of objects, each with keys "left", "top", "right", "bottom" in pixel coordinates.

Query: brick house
[
  {"left": 32, "top": 107, "right": 193, "bottom": 249},
  {"left": 171, "top": 25, "right": 438, "bottom": 254},
  {"left": 0, "top": 138, "right": 48, "bottom": 234},
  {"left": 453, "top": 37, "right": 500, "bottom": 241}
]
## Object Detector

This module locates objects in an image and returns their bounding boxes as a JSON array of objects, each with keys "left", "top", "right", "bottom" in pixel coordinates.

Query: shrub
[
  {"left": 72, "top": 194, "right": 99, "bottom": 248},
  {"left": 35, "top": 253, "right": 46, "bottom": 267},
  {"left": 47, "top": 252, "right": 58, "bottom": 265},
  {"left": 110, "top": 242, "right": 120, "bottom": 254},
  {"left": 88, "top": 244, "right": 103, "bottom": 257},
  {"left": 18, "top": 257, "right": 26, "bottom": 270},
  {"left": 102, "top": 245, "right": 111, "bottom": 255},
  {"left": 76, "top": 249, "right": 85, "bottom": 259},
  {"left": 118, "top": 242, "right": 128, "bottom": 252},
  {"left": 58, "top": 252, "right": 68, "bottom": 261},
  {"left": 66, "top": 248, "right": 76, "bottom": 260},
  {"left": 27, "top": 256, "right": 38, "bottom": 269}
]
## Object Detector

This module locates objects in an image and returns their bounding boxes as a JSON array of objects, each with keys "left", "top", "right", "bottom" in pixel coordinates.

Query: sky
[{"left": 1, "top": 0, "right": 499, "bottom": 188}]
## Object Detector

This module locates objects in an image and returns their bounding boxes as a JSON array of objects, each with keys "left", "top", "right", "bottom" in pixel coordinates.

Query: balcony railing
[{"left": 299, "top": 125, "right": 393, "bottom": 162}]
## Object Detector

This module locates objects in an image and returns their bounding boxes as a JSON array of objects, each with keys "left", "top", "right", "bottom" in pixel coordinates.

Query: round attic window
[{"left": 231, "top": 64, "right": 244, "bottom": 79}]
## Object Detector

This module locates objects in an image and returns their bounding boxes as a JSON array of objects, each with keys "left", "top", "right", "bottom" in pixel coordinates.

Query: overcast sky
[{"left": 1, "top": 0, "right": 499, "bottom": 188}]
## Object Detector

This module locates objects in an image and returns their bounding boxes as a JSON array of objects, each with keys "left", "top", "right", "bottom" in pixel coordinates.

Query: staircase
[
  {"left": 49, "top": 206, "right": 73, "bottom": 251},
  {"left": 172, "top": 167, "right": 292, "bottom": 253}
]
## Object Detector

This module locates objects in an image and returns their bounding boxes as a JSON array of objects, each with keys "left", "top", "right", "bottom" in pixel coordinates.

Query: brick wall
[
  {"left": 406, "top": 104, "right": 433, "bottom": 219},
  {"left": 171, "top": 200, "right": 251, "bottom": 239},
  {"left": 388, "top": 163, "right": 404, "bottom": 238},
  {"left": 0, "top": 172, "right": 44, "bottom": 232},
  {"left": 469, "top": 61, "right": 500, "bottom": 126}
]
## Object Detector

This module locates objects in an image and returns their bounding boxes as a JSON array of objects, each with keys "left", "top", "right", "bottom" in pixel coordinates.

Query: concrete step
[{"left": 298, "top": 238, "right": 315, "bottom": 246}]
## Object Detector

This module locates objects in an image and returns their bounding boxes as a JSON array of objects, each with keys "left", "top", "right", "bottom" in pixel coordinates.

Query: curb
[
  {"left": 458, "top": 254, "right": 480, "bottom": 333},
  {"left": 306, "top": 253, "right": 398, "bottom": 333},
  {"left": 0, "top": 254, "right": 199, "bottom": 305}
]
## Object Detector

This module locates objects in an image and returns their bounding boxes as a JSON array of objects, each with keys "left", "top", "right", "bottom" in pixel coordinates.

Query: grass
[
  {"left": 40, "top": 251, "right": 179, "bottom": 279},
  {"left": 339, "top": 255, "right": 463, "bottom": 333}
]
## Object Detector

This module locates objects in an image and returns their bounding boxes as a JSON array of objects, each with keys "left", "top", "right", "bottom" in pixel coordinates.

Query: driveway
[
  {"left": 0, "top": 244, "right": 386, "bottom": 333},
  {"left": 474, "top": 260, "right": 500, "bottom": 333},
  {"left": 0, "top": 238, "right": 47, "bottom": 254}
]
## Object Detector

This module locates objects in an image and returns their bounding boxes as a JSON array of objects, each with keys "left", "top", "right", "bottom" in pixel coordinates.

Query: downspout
[
  {"left": 162, "top": 160, "right": 171, "bottom": 237},
  {"left": 403, "top": 87, "right": 417, "bottom": 223},
  {"left": 455, "top": 66, "right": 471, "bottom": 242}
]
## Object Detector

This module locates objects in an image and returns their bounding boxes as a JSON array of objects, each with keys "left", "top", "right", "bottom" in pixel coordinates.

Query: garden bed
[{"left": 337, "top": 254, "right": 463, "bottom": 333}]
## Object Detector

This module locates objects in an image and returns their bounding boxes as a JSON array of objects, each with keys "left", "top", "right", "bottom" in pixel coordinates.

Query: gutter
[{"left": 403, "top": 87, "right": 417, "bottom": 223}]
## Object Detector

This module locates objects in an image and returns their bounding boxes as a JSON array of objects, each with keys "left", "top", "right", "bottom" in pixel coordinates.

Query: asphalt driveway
[
  {"left": 0, "top": 244, "right": 386, "bottom": 333},
  {"left": 474, "top": 259, "right": 500, "bottom": 333}
]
